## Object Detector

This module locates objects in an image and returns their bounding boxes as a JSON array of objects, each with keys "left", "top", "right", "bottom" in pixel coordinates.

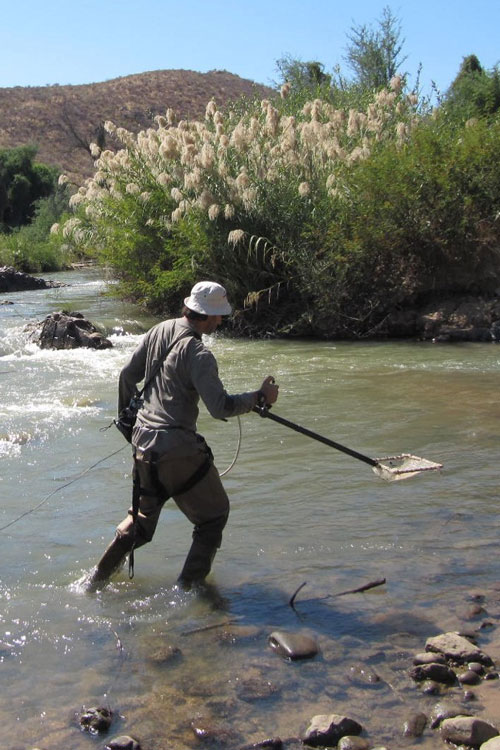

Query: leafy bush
[
  {"left": 53, "top": 75, "right": 500, "bottom": 337},
  {"left": 0, "top": 145, "right": 58, "bottom": 231},
  {"left": 0, "top": 187, "right": 71, "bottom": 271}
]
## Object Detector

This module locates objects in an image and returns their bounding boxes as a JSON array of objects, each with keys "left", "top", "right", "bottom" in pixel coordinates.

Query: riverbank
[{"left": 3, "top": 267, "right": 500, "bottom": 343}]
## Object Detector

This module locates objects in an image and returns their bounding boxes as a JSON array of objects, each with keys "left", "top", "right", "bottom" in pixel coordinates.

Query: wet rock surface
[
  {"left": 104, "top": 736, "right": 142, "bottom": 750},
  {"left": 303, "top": 714, "right": 363, "bottom": 747},
  {"left": 409, "top": 661, "right": 457, "bottom": 684},
  {"left": 338, "top": 737, "right": 370, "bottom": 750},
  {"left": 191, "top": 715, "right": 241, "bottom": 745},
  {"left": 346, "top": 663, "right": 382, "bottom": 686},
  {"left": 268, "top": 631, "right": 319, "bottom": 660},
  {"left": 0, "top": 266, "right": 65, "bottom": 293},
  {"left": 426, "top": 631, "right": 493, "bottom": 665},
  {"left": 402, "top": 711, "right": 428, "bottom": 737},
  {"left": 440, "top": 715, "right": 499, "bottom": 746},
  {"left": 30, "top": 310, "right": 112, "bottom": 350}
]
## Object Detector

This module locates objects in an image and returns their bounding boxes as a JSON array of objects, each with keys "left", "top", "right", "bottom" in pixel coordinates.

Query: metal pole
[{"left": 253, "top": 406, "right": 378, "bottom": 467}]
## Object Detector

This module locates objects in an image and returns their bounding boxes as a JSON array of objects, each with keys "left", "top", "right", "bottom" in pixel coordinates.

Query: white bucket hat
[{"left": 184, "top": 281, "right": 232, "bottom": 316}]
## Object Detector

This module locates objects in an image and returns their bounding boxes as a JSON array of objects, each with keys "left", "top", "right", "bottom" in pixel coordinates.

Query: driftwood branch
[
  {"left": 181, "top": 618, "right": 240, "bottom": 636},
  {"left": 289, "top": 577, "right": 386, "bottom": 610},
  {"left": 289, "top": 581, "right": 308, "bottom": 609},
  {"left": 331, "top": 577, "right": 386, "bottom": 597}
]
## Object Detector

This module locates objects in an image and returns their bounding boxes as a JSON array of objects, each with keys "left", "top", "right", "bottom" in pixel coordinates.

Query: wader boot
[
  {"left": 85, "top": 534, "right": 133, "bottom": 592},
  {"left": 177, "top": 538, "right": 217, "bottom": 590}
]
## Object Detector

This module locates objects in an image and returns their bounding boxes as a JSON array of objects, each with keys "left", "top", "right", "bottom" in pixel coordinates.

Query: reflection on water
[{"left": 1, "top": 269, "right": 500, "bottom": 748}]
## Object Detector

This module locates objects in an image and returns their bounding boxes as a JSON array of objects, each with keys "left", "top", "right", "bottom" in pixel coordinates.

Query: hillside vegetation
[
  {"left": 0, "top": 70, "right": 273, "bottom": 184},
  {"left": 3, "top": 7, "right": 500, "bottom": 339},
  {"left": 51, "top": 75, "right": 500, "bottom": 337}
]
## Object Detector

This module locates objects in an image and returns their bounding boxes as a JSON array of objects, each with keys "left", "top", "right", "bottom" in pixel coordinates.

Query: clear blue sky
[{"left": 1, "top": 0, "right": 498, "bottom": 99}]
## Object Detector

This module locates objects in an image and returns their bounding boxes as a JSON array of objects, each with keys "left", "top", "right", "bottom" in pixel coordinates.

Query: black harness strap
[
  {"left": 128, "top": 447, "right": 214, "bottom": 579},
  {"left": 128, "top": 461, "right": 142, "bottom": 579}
]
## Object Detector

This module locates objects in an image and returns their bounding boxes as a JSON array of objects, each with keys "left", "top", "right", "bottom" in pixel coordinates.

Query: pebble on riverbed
[
  {"left": 104, "top": 736, "right": 142, "bottom": 750},
  {"left": 302, "top": 714, "right": 363, "bottom": 747},
  {"left": 268, "top": 631, "right": 319, "bottom": 661}
]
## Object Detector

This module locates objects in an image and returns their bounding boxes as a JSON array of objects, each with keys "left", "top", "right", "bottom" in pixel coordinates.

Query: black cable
[{"left": 0, "top": 444, "right": 128, "bottom": 533}]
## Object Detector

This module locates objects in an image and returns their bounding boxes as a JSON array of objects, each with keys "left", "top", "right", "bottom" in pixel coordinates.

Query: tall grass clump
[{"left": 53, "top": 79, "right": 500, "bottom": 337}]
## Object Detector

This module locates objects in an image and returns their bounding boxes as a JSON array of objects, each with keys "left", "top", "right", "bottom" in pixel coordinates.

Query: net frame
[{"left": 372, "top": 454, "right": 443, "bottom": 481}]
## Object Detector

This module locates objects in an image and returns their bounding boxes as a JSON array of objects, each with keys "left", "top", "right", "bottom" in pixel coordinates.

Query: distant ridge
[{"left": 0, "top": 69, "right": 274, "bottom": 184}]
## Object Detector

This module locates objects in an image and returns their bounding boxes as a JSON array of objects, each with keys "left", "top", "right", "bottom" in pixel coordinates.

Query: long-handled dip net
[{"left": 253, "top": 406, "right": 443, "bottom": 482}]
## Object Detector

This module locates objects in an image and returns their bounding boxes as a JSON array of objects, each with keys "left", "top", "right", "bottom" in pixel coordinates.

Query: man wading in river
[{"left": 86, "top": 281, "right": 279, "bottom": 591}]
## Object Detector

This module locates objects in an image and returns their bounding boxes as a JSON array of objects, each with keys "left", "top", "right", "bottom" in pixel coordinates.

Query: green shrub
[{"left": 53, "top": 78, "right": 500, "bottom": 337}]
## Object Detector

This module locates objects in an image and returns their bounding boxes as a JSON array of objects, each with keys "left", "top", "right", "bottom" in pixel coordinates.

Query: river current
[{"left": 1, "top": 269, "right": 499, "bottom": 749}]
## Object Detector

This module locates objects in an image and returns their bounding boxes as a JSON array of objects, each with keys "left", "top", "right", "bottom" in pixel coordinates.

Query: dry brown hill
[{"left": 0, "top": 69, "right": 274, "bottom": 185}]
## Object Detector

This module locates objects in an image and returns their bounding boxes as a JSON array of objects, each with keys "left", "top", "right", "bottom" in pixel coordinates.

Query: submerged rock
[
  {"left": 191, "top": 716, "right": 240, "bottom": 745},
  {"left": 238, "top": 739, "right": 283, "bottom": 750},
  {"left": 78, "top": 705, "right": 113, "bottom": 734},
  {"left": 147, "top": 644, "right": 183, "bottom": 666},
  {"left": 236, "top": 676, "right": 280, "bottom": 702},
  {"left": 346, "top": 663, "right": 381, "bottom": 686}
]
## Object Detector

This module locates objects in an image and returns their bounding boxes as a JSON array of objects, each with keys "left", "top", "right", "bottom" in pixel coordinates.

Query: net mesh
[{"left": 372, "top": 454, "right": 443, "bottom": 482}]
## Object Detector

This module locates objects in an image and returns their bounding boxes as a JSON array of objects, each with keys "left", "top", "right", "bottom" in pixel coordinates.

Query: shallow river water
[{"left": 1, "top": 270, "right": 499, "bottom": 749}]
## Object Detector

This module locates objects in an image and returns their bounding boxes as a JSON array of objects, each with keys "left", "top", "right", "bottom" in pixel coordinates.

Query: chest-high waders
[
  {"left": 128, "top": 447, "right": 214, "bottom": 579},
  {"left": 86, "top": 447, "right": 215, "bottom": 592}
]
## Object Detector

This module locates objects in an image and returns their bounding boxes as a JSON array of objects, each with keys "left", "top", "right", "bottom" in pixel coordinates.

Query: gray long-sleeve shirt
[{"left": 119, "top": 317, "right": 255, "bottom": 457}]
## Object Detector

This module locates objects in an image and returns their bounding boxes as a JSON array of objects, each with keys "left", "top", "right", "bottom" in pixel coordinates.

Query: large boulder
[
  {"left": 33, "top": 311, "right": 112, "bottom": 350},
  {"left": 0, "top": 266, "right": 65, "bottom": 293}
]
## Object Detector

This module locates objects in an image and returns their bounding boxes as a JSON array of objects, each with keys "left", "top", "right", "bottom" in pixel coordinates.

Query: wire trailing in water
[
  {"left": 0, "top": 417, "right": 243, "bottom": 533},
  {"left": 0, "top": 444, "right": 128, "bottom": 533}
]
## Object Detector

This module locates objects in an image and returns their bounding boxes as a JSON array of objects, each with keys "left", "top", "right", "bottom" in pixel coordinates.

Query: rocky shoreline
[
  {"left": 24, "top": 583, "right": 500, "bottom": 750},
  {"left": 0, "top": 266, "right": 65, "bottom": 293},
  {"left": 380, "top": 296, "right": 500, "bottom": 343},
  {"left": 2, "top": 267, "right": 500, "bottom": 343}
]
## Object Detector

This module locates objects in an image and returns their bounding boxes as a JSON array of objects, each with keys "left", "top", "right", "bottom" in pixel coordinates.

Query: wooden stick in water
[{"left": 289, "top": 577, "right": 386, "bottom": 610}]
